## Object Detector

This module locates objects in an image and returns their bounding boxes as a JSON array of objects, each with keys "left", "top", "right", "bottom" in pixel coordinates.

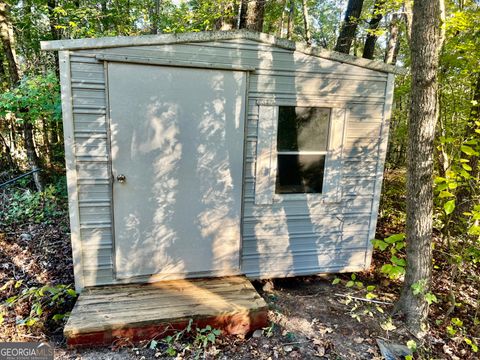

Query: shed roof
[{"left": 40, "top": 30, "right": 403, "bottom": 75}]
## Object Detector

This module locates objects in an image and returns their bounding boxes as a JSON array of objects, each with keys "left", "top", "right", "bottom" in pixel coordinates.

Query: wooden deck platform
[{"left": 64, "top": 276, "right": 269, "bottom": 347}]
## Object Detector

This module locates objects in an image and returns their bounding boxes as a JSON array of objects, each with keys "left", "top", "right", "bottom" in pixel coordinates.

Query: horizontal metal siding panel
[
  {"left": 70, "top": 41, "right": 388, "bottom": 283},
  {"left": 242, "top": 67, "right": 383, "bottom": 276},
  {"left": 80, "top": 227, "right": 113, "bottom": 247},
  {"left": 242, "top": 232, "right": 369, "bottom": 254},
  {"left": 71, "top": 55, "right": 115, "bottom": 286},
  {"left": 73, "top": 114, "right": 107, "bottom": 133},
  {"left": 243, "top": 215, "right": 371, "bottom": 237},
  {"left": 78, "top": 184, "right": 110, "bottom": 202},
  {"left": 243, "top": 196, "right": 373, "bottom": 218},
  {"left": 342, "top": 161, "right": 378, "bottom": 178},
  {"left": 91, "top": 41, "right": 387, "bottom": 78},
  {"left": 347, "top": 121, "right": 382, "bottom": 137},
  {"left": 82, "top": 268, "right": 116, "bottom": 287},
  {"left": 81, "top": 249, "right": 112, "bottom": 268},
  {"left": 79, "top": 205, "right": 111, "bottom": 222},
  {"left": 344, "top": 137, "right": 380, "bottom": 159},
  {"left": 250, "top": 75, "right": 386, "bottom": 99},
  {"left": 342, "top": 178, "right": 376, "bottom": 195},
  {"left": 76, "top": 161, "right": 110, "bottom": 179},
  {"left": 242, "top": 249, "right": 368, "bottom": 277},
  {"left": 75, "top": 137, "right": 108, "bottom": 157}
]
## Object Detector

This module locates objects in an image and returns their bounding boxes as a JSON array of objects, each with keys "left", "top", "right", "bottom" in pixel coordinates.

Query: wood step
[{"left": 64, "top": 276, "right": 269, "bottom": 347}]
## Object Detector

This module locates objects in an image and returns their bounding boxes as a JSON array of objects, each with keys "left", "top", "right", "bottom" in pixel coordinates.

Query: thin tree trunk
[
  {"left": 469, "top": 74, "right": 480, "bottom": 182},
  {"left": 0, "top": 2, "right": 19, "bottom": 85},
  {"left": 23, "top": 121, "right": 43, "bottom": 192},
  {"left": 384, "top": 14, "right": 400, "bottom": 64},
  {"left": 287, "top": 0, "right": 294, "bottom": 40},
  {"left": 403, "top": 0, "right": 413, "bottom": 45},
  {"left": 395, "top": 0, "right": 445, "bottom": 337},
  {"left": 0, "top": 48, "right": 6, "bottom": 83},
  {"left": 278, "top": 0, "right": 287, "bottom": 37},
  {"left": 362, "top": 0, "right": 385, "bottom": 59},
  {"left": 215, "top": 2, "right": 236, "bottom": 30},
  {"left": 41, "top": 118, "right": 52, "bottom": 166},
  {"left": 149, "top": 0, "right": 160, "bottom": 34},
  {"left": 100, "top": 0, "right": 108, "bottom": 33},
  {"left": 301, "top": 0, "right": 311, "bottom": 44},
  {"left": 239, "top": 0, "right": 266, "bottom": 32},
  {"left": 334, "top": 0, "right": 364, "bottom": 54},
  {"left": 0, "top": 132, "right": 15, "bottom": 170},
  {"left": 47, "top": 0, "right": 60, "bottom": 78}
]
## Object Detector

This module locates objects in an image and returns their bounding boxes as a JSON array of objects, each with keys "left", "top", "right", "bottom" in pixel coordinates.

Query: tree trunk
[
  {"left": 41, "top": 118, "right": 52, "bottom": 166},
  {"left": 239, "top": 0, "right": 266, "bottom": 32},
  {"left": 403, "top": 0, "right": 413, "bottom": 45},
  {"left": 47, "top": 0, "right": 60, "bottom": 78},
  {"left": 469, "top": 74, "right": 480, "bottom": 182},
  {"left": 0, "top": 43, "right": 7, "bottom": 83},
  {"left": 334, "top": 0, "right": 364, "bottom": 54},
  {"left": 215, "top": 2, "right": 237, "bottom": 30},
  {"left": 23, "top": 121, "right": 44, "bottom": 192},
  {"left": 0, "top": 2, "right": 19, "bottom": 85},
  {"left": 362, "top": 0, "right": 385, "bottom": 59},
  {"left": 277, "top": 0, "right": 287, "bottom": 37},
  {"left": 149, "top": 0, "right": 160, "bottom": 34},
  {"left": 395, "top": 0, "right": 445, "bottom": 337},
  {"left": 287, "top": 0, "right": 294, "bottom": 40},
  {"left": 0, "top": 132, "right": 15, "bottom": 170},
  {"left": 100, "top": 0, "right": 108, "bottom": 33},
  {"left": 301, "top": 0, "right": 311, "bottom": 44},
  {"left": 384, "top": 13, "right": 400, "bottom": 64}
]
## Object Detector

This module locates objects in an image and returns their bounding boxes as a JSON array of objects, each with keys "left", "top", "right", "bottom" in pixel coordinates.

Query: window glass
[
  {"left": 276, "top": 154, "right": 326, "bottom": 193},
  {"left": 276, "top": 106, "right": 330, "bottom": 194},
  {"left": 277, "top": 107, "right": 330, "bottom": 152}
]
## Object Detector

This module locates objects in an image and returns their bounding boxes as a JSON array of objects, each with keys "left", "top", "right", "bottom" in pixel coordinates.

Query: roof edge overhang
[{"left": 40, "top": 30, "right": 405, "bottom": 75}]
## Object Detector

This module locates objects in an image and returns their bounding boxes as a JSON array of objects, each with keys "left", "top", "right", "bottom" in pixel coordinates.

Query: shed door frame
[{"left": 104, "top": 61, "right": 251, "bottom": 281}]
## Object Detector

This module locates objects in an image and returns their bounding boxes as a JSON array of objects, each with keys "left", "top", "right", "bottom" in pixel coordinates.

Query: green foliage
[
  {"left": 445, "top": 317, "right": 478, "bottom": 353},
  {"left": 372, "top": 233, "right": 406, "bottom": 279},
  {"left": 345, "top": 273, "right": 364, "bottom": 289},
  {"left": 0, "top": 73, "right": 61, "bottom": 125},
  {"left": 0, "top": 181, "right": 66, "bottom": 226},
  {"left": 149, "top": 319, "right": 223, "bottom": 358},
  {"left": 0, "top": 283, "right": 77, "bottom": 328}
]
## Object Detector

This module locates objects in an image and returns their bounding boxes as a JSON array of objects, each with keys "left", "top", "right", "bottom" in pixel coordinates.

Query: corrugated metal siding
[
  {"left": 70, "top": 54, "right": 114, "bottom": 286},
  {"left": 69, "top": 38, "right": 389, "bottom": 286}
]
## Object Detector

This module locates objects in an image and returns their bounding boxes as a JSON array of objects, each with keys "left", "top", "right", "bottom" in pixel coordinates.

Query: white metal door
[{"left": 108, "top": 63, "right": 246, "bottom": 279}]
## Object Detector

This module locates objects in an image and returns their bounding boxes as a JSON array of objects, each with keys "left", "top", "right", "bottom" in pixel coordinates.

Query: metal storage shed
[{"left": 41, "top": 30, "right": 398, "bottom": 293}]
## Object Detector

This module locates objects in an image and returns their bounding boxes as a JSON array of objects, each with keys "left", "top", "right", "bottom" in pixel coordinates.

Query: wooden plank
[
  {"left": 64, "top": 277, "right": 268, "bottom": 346},
  {"left": 66, "top": 309, "right": 269, "bottom": 347}
]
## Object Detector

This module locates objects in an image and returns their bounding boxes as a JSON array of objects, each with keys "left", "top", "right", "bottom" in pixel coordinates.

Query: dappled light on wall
[{"left": 108, "top": 63, "right": 246, "bottom": 280}]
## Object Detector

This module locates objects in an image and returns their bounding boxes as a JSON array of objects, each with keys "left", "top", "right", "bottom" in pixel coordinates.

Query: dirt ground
[
  {"left": 49, "top": 275, "right": 418, "bottom": 360},
  {"left": 1, "top": 171, "right": 478, "bottom": 359}
]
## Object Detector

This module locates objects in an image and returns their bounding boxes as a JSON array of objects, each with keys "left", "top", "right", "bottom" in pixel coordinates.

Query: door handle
[{"left": 116, "top": 174, "right": 126, "bottom": 183}]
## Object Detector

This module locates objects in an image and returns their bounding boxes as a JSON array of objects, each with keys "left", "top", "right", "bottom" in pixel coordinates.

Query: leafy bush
[
  {"left": 0, "top": 178, "right": 67, "bottom": 226},
  {"left": 0, "top": 282, "right": 77, "bottom": 329},
  {"left": 149, "top": 319, "right": 223, "bottom": 358},
  {"left": 372, "top": 233, "right": 406, "bottom": 279}
]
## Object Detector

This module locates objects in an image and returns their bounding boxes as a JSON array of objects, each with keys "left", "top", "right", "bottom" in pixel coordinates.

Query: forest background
[{"left": 0, "top": 0, "right": 479, "bottom": 358}]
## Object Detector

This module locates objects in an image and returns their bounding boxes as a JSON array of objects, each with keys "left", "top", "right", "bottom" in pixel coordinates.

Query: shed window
[{"left": 276, "top": 107, "right": 331, "bottom": 194}]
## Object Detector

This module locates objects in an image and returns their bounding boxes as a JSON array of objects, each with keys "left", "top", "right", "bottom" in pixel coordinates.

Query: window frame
[
  {"left": 255, "top": 99, "right": 347, "bottom": 205},
  {"left": 275, "top": 106, "right": 332, "bottom": 195}
]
